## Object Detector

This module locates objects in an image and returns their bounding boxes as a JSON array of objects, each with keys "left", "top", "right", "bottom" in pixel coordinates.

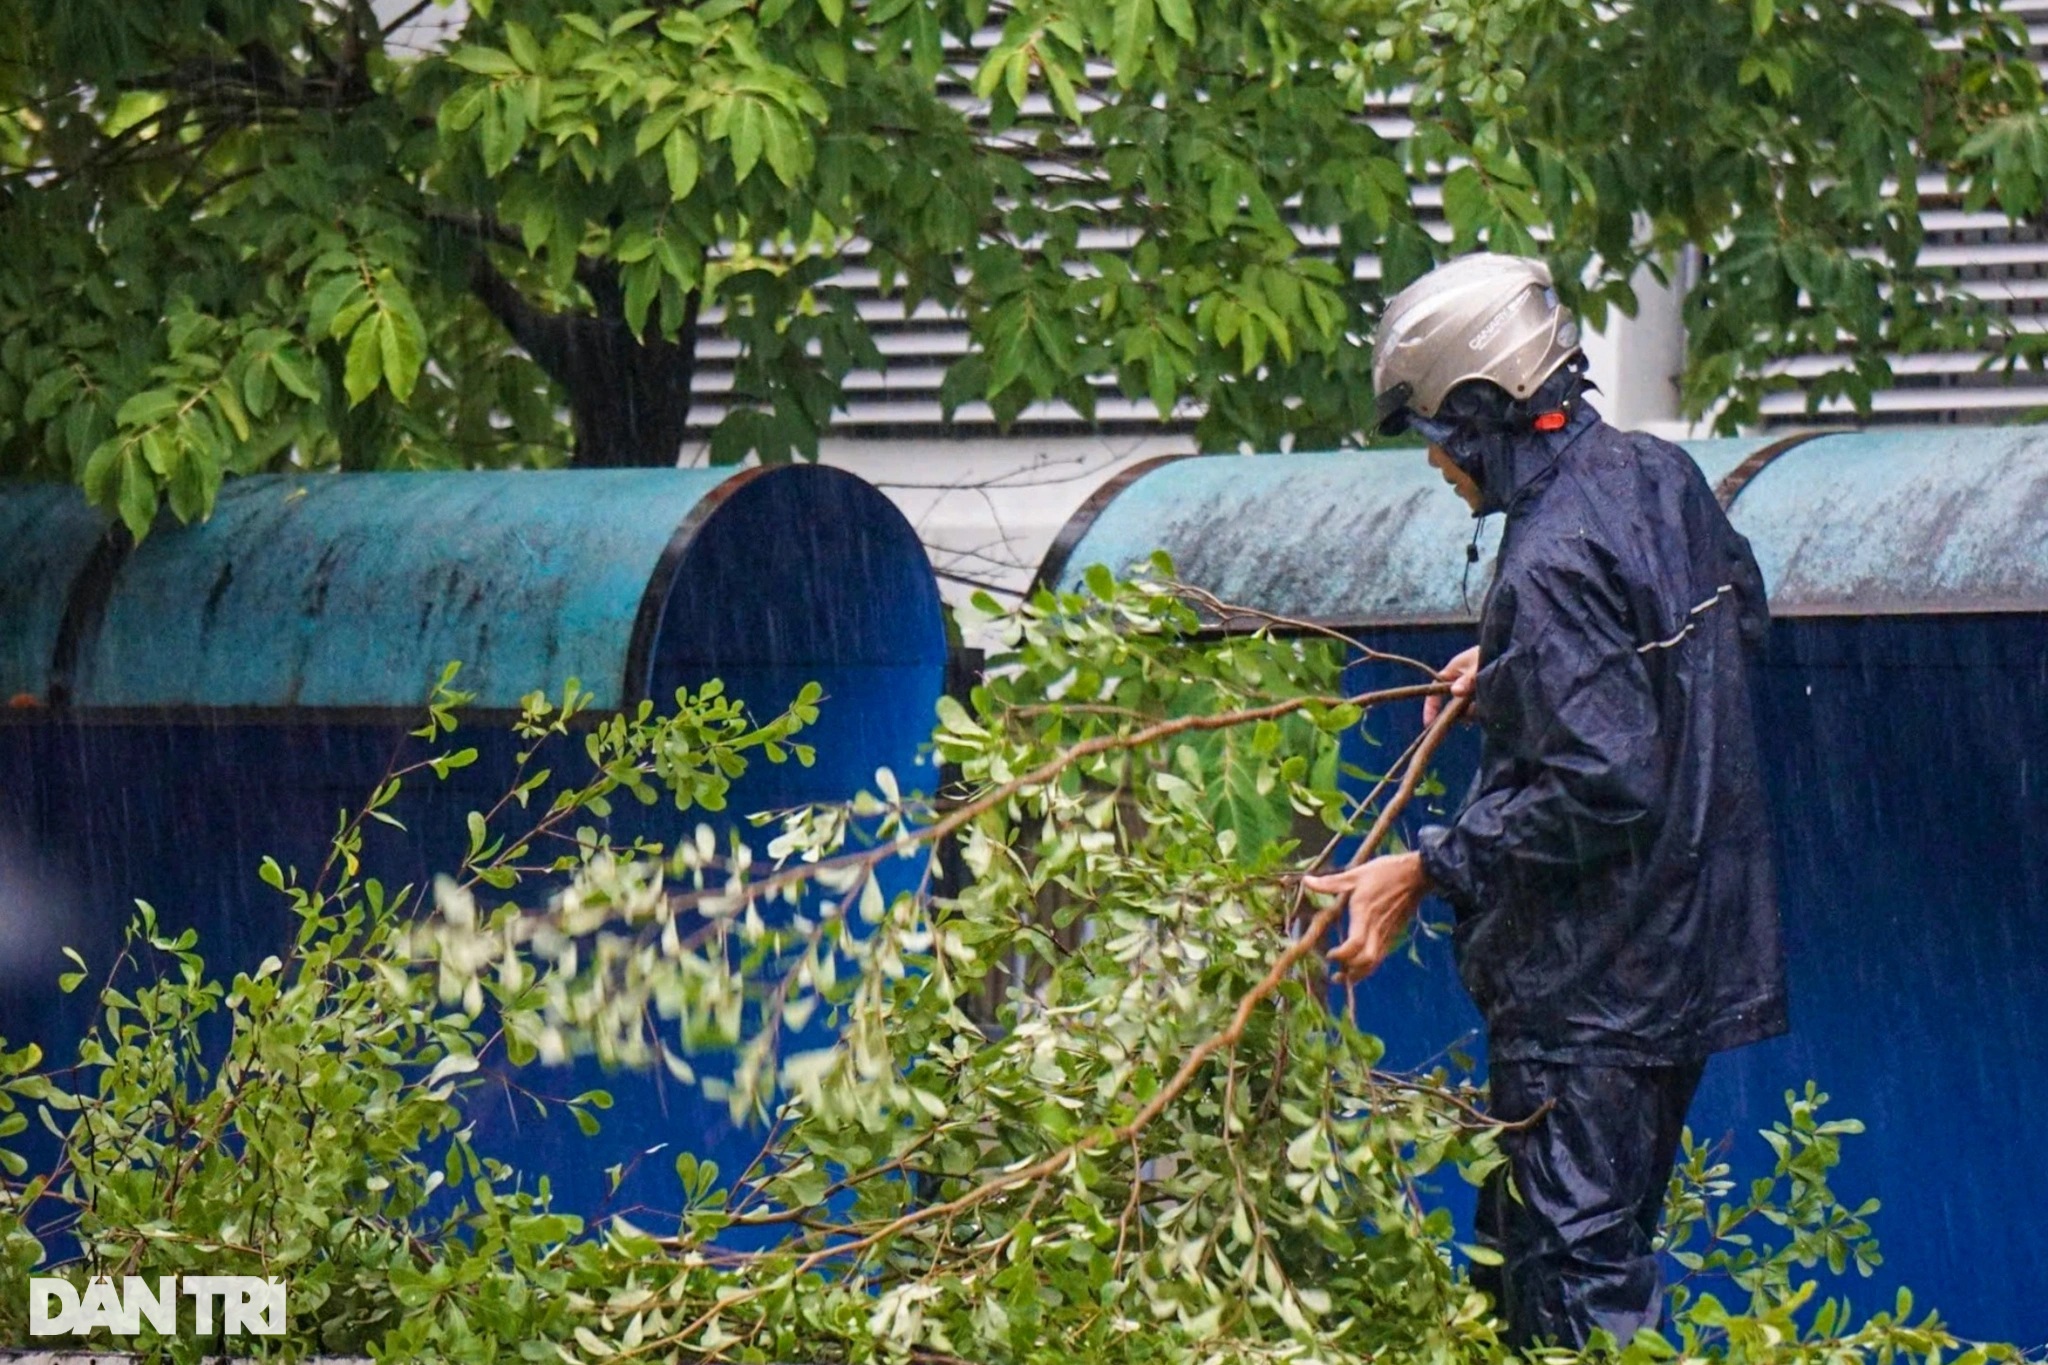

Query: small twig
[
  {"left": 1111, "top": 1135, "right": 1145, "bottom": 1271},
  {"left": 1366, "top": 1071, "right": 1555, "bottom": 1133},
  {"left": 1169, "top": 582, "right": 1442, "bottom": 680},
  {"left": 379, "top": 0, "right": 436, "bottom": 36},
  {"left": 593, "top": 682, "right": 1445, "bottom": 935}
]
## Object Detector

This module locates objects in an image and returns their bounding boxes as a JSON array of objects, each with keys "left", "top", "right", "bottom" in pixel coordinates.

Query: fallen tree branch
[
  {"left": 625, "top": 694, "right": 1472, "bottom": 1360},
  {"left": 641, "top": 679, "right": 1448, "bottom": 929}
]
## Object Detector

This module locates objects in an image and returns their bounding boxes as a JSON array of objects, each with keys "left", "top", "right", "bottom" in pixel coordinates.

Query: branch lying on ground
[{"left": 619, "top": 695, "right": 1471, "bottom": 1360}]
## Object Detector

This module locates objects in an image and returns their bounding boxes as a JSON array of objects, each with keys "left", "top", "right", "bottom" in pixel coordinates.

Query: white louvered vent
[
  {"left": 1757, "top": 163, "right": 2048, "bottom": 428},
  {"left": 1665, "top": 0, "right": 2048, "bottom": 430},
  {"left": 674, "top": 10, "right": 2048, "bottom": 441},
  {"left": 683, "top": 28, "right": 1448, "bottom": 444}
]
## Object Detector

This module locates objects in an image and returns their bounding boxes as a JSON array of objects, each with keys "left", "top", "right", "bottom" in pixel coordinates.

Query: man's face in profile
[{"left": 1426, "top": 442, "right": 1483, "bottom": 513}]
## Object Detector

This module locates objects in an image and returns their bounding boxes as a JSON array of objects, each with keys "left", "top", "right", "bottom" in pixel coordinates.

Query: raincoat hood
[
  {"left": 1414, "top": 414, "right": 1789, "bottom": 1066},
  {"left": 1402, "top": 359, "right": 1598, "bottom": 516},
  {"left": 1431, "top": 401, "right": 1599, "bottom": 517}
]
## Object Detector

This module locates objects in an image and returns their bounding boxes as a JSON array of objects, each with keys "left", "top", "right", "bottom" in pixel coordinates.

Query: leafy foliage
[
  {"left": 0, "top": 568, "right": 2028, "bottom": 1365},
  {"left": 2, "top": 0, "right": 2046, "bottom": 535}
]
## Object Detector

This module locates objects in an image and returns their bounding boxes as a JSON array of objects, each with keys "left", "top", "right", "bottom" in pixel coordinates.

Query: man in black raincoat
[{"left": 1304, "top": 253, "right": 1789, "bottom": 1349}]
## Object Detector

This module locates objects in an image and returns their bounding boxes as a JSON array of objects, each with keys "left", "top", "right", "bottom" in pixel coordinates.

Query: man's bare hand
[
  {"left": 1422, "top": 645, "right": 1481, "bottom": 726},
  {"left": 1302, "top": 851, "right": 1430, "bottom": 985}
]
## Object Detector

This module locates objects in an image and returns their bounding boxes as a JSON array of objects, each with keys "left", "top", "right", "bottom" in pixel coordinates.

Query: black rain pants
[{"left": 1471, "top": 1059, "right": 1706, "bottom": 1349}]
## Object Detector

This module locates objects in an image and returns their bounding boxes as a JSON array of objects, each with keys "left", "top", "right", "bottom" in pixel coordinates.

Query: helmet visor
[{"left": 1374, "top": 381, "right": 1415, "bottom": 436}]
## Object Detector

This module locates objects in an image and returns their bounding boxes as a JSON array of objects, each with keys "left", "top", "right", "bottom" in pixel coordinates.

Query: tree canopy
[{"left": 2, "top": 0, "right": 2045, "bottom": 538}]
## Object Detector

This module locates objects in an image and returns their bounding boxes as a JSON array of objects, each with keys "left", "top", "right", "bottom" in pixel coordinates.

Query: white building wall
[{"left": 1580, "top": 260, "right": 1699, "bottom": 442}]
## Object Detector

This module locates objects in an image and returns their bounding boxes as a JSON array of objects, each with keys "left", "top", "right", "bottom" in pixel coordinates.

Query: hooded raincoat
[{"left": 1415, "top": 404, "right": 1789, "bottom": 1066}]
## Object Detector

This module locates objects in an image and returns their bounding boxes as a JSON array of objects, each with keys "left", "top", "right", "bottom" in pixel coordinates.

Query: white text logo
[
  {"left": 1468, "top": 291, "right": 1534, "bottom": 350},
  {"left": 29, "top": 1276, "right": 287, "bottom": 1337}
]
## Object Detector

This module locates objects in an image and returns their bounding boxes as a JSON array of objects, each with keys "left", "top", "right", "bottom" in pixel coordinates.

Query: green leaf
[
  {"left": 728, "top": 98, "right": 766, "bottom": 183},
  {"left": 307, "top": 272, "right": 366, "bottom": 339},
  {"left": 623, "top": 260, "right": 660, "bottom": 336},
  {"left": 1156, "top": 0, "right": 1195, "bottom": 43},
  {"left": 242, "top": 356, "right": 279, "bottom": 419},
  {"left": 116, "top": 448, "right": 157, "bottom": 539},
  {"left": 82, "top": 437, "right": 121, "bottom": 505},
  {"left": 438, "top": 82, "right": 491, "bottom": 133},
  {"left": 22, "top": 368, "right": 74, "bottom": 422},
  {"left": 1440, "top": 165, "right": 1489, "bottom": 237},
  {"left": 449, "top": 46, "right": 523, "bottom": 77},
  {"left": 809, "top": 35, "right": 847, "bottom": 85},
  {"left": 115, "top": 388, "right": 181, "bottom": 429},
  {"left": 1111, "top": 0, "right": 1156, "bottom": 85},
  {"left": 663, "top": 129, "right": 700, "bottom": 200},
  {"left": 139, "top": 427, "right": 175, "bottom": 475},
  {"left": 1043, "top": 56, "right": 1082, "bottom": 122},
  {"left": 212, "top": 378, "right": 251, "bottom": 441},
  {"left": 653, "top": 235, "right": 696, "bottom": 288},
  {"left": 270, "top": 347, "right": 321, "bottom": 401},
  {"left": 58, "top": 947, "right": 89, "bottom": 994},
  {"left": 503, "top": 23, "right": 544, "bottom": 72},
  {"left": 479, "top": 93, "right": 525, "bottom": 176},
  {"left": 635, "top": 105, "right": 688, "bottom": 156},
  {"left": 972, "top": 44, "right": 1011, "bottom": 100},
  {"left": 378, "top": 286, "right": 428, "bottom": 402},
  {"left": 760, "top": 107, "right": 806, "bottom": 187},
  {"left": 344, "top": 318, "right": 383, "bottom": 405}
]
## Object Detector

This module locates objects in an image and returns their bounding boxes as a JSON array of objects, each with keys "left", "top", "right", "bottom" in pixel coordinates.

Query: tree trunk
[{"left": 469, "top": 257, "right": 700, "bottom": 469}]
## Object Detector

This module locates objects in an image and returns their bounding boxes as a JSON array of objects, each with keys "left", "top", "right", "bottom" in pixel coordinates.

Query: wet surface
[
  {"left": 1042, "top": 436, "right": 2048, "bottom": 1345},
  {"left": 1340, "top": 619, "right": 2048, "bottom": 1348},
  {"left": 0, "top": 465, "right": 947, "bottom": 1235}
]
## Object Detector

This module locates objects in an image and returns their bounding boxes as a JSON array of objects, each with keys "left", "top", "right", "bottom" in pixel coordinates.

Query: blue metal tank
[
  {"left": 0, "top": 465, "right": 947, "bottom": 1228},
  {"left": 1038, "top": 430, "right": 2048, "bottom": 1348}
]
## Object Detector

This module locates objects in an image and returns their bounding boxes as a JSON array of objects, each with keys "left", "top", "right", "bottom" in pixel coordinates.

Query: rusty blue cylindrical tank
[
  {"left": 0, "top": 466, "right": 947, "bottom": 1228},
  {"left": 1039, "top": 429, "right": 2048, "bottom": 1347}
]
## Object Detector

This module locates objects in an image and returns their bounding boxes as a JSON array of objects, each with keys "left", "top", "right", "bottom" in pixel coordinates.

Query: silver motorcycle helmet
[{"left": 1371, "top": 253, "right": 1584, "bottom": 435}]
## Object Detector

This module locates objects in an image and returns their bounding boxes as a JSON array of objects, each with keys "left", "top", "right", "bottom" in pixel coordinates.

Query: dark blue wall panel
[
  {"left": 0, "top": 466, "right": 946, "bottom": 1238},
  {"left": 1334, "top": 618, "right": 2048, "bottom": 1348}
]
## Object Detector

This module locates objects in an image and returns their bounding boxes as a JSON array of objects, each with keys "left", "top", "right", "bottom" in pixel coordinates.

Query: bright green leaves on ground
[{"left": 0, "top": 568, "right": 2020, "bottom": 1365}]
